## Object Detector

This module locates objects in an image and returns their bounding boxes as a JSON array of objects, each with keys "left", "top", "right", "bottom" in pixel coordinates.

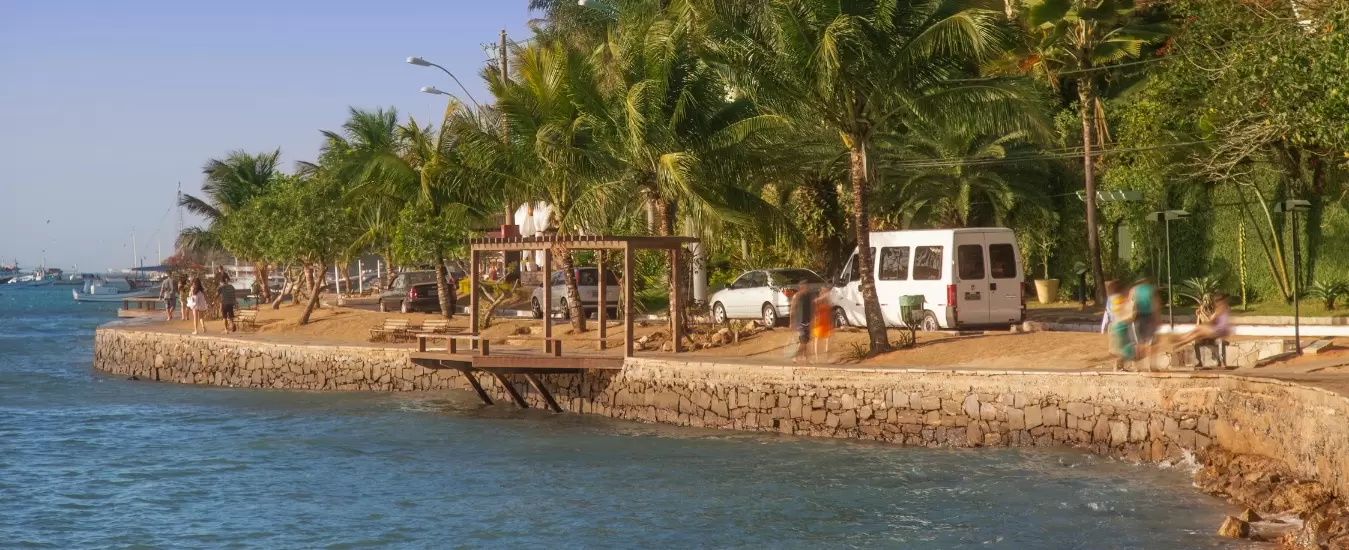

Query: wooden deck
[{"left": 409, "top": 346, "right": 624, "bottom": 413}]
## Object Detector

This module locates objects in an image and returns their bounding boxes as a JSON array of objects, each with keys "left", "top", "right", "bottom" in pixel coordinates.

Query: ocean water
[{"left": 0, "top": 287, "right": 1246, "bottom": 549}]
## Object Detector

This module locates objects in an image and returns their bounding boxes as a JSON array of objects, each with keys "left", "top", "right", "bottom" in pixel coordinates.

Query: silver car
[{"left": 709, "top": 268, "right": 829, "bottom": 326}]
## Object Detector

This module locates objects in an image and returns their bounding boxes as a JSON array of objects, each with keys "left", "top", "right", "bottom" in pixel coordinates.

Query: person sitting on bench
[{"left": 1172, "top": 293, "right": 1232, "bottom": 367}]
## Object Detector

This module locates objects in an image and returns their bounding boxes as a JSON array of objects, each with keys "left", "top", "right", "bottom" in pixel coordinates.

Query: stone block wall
[{"left": 93, "top": 328, "right": 1349, "bottom": 499}]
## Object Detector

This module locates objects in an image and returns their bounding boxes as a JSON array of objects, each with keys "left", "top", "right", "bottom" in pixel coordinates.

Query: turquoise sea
[{"left": 0, "top": 287, "right": 1246, "bottom": 548}]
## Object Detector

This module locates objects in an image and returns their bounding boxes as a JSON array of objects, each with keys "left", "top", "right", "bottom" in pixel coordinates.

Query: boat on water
[{"left": 72, "top": 277, "right": 158, "bottom": 302}]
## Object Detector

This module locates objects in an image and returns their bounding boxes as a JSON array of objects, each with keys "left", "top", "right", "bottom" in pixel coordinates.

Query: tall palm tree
[
  {"left": 1021, "top": 0, "right": 1166, "bottom": 301},
  {"left": 323, "top": 107, "right": 492, "bottom": 319},
  {"left": 726, "top": 0, "right": 1038, "bottom": 353},
  {"left": 484, "top": 42, "right": 608, "bottom": 332},
  {"left": 178, "top": 149, "right": 282, "bottom": 301}
]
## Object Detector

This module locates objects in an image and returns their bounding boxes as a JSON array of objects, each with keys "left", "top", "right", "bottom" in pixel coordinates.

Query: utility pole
[{"left": 499, "top": 28, "right": 521, "bottom": 274}]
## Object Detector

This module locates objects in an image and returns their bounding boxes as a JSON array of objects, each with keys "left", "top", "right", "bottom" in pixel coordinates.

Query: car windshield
[
  {"left": 404, "top": 271, "right": 436, "bottom": 285},
  {"left": 768, "top": 269, "right": 825, "bottom": 286}
]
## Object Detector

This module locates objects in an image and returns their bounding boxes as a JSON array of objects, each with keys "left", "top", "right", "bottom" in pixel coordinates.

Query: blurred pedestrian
[
  {"left": 178, "top": 276, "right": 191, "bottom": 321},
  {"left": 1101, "top": 280, "right": 1136, "bottom": 371},
  {"left": 789, "top": 280, "right": 816, "bottom": 363},
  {"left": 217, "top": 276, "right": 237, "bottom": 333},
  {"left": 1129, "top": 278, "right": 1161, "bottom": 370},
  {"left": 812, "top": 290, "right": 832, "bottom": 362}
]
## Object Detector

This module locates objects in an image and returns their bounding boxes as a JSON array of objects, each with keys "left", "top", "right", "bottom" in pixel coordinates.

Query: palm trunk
[
  {"left": 270, "top": 272, "right": 292, "bottom": 310},
  {"left": 560, "top": 249, "right": 587, "bottom": 332},
  {"left": 850, "top": 140, "right": 891, "bottom": 354},
  {"left": 298, "top": 262, "right": 326, "bottom": 325},
  {"left": 434, "top": 250, "right": 454, "bottom": 319},
  {"left": 253, "top": 262, "right": 271, "bottom": 303},
  {"left": 1078, "top": 78, "right": 1106, "bottom": 303},
  {"left": 656, "top": 198, "right": 684, "bottom": 348},
  {"left": 384, "top": 250, "right": 397, "bottom": 290}
]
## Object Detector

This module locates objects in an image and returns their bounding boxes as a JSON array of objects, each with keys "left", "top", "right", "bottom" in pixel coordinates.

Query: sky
[{"left": 0, "top": 0, "right": 536, "bottom": 271}]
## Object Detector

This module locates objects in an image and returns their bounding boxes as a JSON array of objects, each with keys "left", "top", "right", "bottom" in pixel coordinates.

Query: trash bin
[{"left": 899, "top": 295, "right": 925, "bottom": 327}]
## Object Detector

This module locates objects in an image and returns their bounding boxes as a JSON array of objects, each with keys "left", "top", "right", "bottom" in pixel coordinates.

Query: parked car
[
  {"left": 831, "top": 228, "right": 1025, "bottom": 330},
  {"left": 709, "top": 268, "right": 829, "bottom": 326},
  {"left": 531, "top": 268, "right": 620, "bottom": 319},
  {"left": 379, "top": 271, "right": 457, "bottom": 313}
]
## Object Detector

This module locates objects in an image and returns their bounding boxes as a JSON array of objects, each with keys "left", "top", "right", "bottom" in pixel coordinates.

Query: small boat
[{"left": 72, "top": 278, "right": 159, "bottom": 302}]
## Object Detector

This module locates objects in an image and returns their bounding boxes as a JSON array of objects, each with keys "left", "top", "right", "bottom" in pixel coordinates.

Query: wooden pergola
[{"left": 469, "top": 235, "right": 698, "bottom": 358}]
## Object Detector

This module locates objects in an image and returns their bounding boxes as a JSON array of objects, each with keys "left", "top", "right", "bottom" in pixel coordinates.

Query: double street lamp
[
  {"left": 1147, "top": 209, "right": 1190, "bottom": 330},
  {"left": 406, "top": 56, "right": 482, "bottom": 112}
]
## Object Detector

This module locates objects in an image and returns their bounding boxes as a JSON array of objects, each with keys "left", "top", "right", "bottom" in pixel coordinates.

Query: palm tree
[
  {"left": 178, "top": 149, "right": 282, "bottom": 302},
  {"left": 726, "top": 0, "right": 1038, "bottom": 354},
  {"left": 1021, "top": 0, "right": 1166, "bottom": 301},
  {"left": 875, "top": 124, "right": 1052, "bottom": 229},
  {"left": 484, "top": 42, "right": 609, "bottom": 332},
  {"left": 323, "top": 107, "right": 492, "bottom": 319}
]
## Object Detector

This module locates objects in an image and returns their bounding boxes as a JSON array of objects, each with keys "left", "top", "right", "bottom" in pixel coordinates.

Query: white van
[{"left": 831, "top": 228, "right": 1025, "bottom": 330}]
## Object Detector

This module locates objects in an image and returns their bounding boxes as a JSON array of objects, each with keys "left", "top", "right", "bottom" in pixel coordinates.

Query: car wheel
[
  {"left": 400, "top": 301, "right": 409, "bottom": 314},
  {"left": 761, "top": 303, "right": 778, "bottom": 327},
  {"left": 833, "top": 307, "right": 848, "bottom": 329},
  {"left": 920, "top": 311, "right": 940, "bottom": 331},
  {"left": 713, "top": 302, "right": 728, "bottom": 324},
  {"left": 531, "top": 298, "right": 544, "bottom": 319}
]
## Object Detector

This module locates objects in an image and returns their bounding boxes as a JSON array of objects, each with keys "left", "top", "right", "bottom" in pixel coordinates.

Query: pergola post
[
  {"left": 597, "top": 250, "right": 607, "bottom": 351},
  {"left": 542, "top": 247, "right": 553, "bottom": 353},
  {"left": 469, "top": 249, "right": 480, "bottom": 350},
  {"left": 671, "top": 245, "right": 682, "bottom": 354},
  {"left": 623, "top": 243, "right": 634, "bottom": 358}
]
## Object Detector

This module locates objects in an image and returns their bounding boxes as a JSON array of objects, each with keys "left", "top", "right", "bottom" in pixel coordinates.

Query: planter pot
[{"left": 1034, "top": 279, "right": 1060, "bottom": 305}]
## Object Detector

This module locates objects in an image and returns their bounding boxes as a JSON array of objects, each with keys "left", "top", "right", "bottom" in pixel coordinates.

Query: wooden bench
[
  {"left": 411, "top": 319, "right": 453, "bottom": 335},
  {"left": 370, "top": 318, "right": 412, "bottom": 340},
  {"left": 236, "top": 309, "right": 259, "bottom": 331}
]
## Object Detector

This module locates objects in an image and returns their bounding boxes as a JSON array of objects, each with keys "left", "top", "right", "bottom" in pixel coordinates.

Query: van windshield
[{"left": 769, "top": 269, "right": 826, "bottom": 286}]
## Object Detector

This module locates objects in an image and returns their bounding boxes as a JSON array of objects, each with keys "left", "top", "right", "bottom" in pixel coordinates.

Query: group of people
[
  {"left": 158, "top": 267, "right": 239, "bottom": 334},
  {"left": 788, "top": 279, "right": 833, "bottom": 363},
  {"left": 1102, "top": 278, "right": 1232, "bottom": 370}
]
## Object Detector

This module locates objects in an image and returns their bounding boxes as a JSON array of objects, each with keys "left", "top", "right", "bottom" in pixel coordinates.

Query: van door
[
  {"left": 836, "top": 252, "right": 866, "bottom": 326},
  {"left": 954, "top": 236, "right": 991, "bottom": 325},
  {"left": 986, "top": 239, "right": 1024, "bottom": 324}
]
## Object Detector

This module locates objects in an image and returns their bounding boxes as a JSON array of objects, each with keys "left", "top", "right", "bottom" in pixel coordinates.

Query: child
[{"left": 812, "top": 291, "right": 832, "bottom": 362}]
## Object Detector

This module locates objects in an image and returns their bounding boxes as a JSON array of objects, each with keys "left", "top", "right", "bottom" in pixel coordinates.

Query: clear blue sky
[{"left": 0, "top": 0, "right": 535, "bottom": 271}]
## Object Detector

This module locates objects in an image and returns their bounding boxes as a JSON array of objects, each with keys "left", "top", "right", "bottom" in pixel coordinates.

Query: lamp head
[{"left": 407, "top": 56, "right": 432, "bottom": 67}]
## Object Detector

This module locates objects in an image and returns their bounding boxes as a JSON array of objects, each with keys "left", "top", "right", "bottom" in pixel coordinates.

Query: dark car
[{"left": 379, "top": 271, "right": 448, "bottom": 313}]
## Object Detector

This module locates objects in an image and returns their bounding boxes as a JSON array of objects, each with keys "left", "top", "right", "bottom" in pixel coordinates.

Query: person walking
[
  {"left": 159, "top": 276, "right": 179, "bottom": 322},
  {"left": 1129, "top": 278, "right": 1161, "bottom": 370},
  {"left": 217, "top": 274, "right": 237, "bottom": 333},
  {"left": 1101, "top": 281, "right": 1136, "bottom": 371},
  {"left": 789, "top": 280, "right": 816, "bottom": 363},
  {"left": 812, "top": 290, "right": 832, "bottom": 363},
  {"left": 186, "top": 278, "right": 209, "bottom": 335}
]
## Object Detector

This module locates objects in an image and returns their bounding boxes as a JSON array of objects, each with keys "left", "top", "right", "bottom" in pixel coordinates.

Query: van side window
[
  {"left": 878, "top": 247, "right": 910, "bottom": 280},
  {"left": 847, "top": 255, "right": 861, "bottom": 282},
  {"left": 913, "top": 246, "right": 943, "bottom": 280},
  {"left": 989, "top": 244, "right": 1018, "bottom": 279},
  {"left": 957, "top": 245, "right": 986, "bottom": 280}
]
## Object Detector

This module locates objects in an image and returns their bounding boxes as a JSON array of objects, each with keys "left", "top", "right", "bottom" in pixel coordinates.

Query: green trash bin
[{"left": 899, "top": 295, "right": 925, "bottom": 328}]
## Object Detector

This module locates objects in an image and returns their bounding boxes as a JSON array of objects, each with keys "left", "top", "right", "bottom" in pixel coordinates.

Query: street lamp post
[
  {"left": 406, "top": 57, "right": 482, "bottom": 111},
  {"left": 1274, "top": 199, "right": 1311, "bottom": 354},
  {"left": 1147, "top": 210, "right": 1190, "bottom": 331}
]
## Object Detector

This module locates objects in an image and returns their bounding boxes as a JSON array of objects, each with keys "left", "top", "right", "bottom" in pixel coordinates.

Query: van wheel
[
  {"left": 713, "top": 302, "right": 728, "bottom": 324},
  {"left": 761, "top": 304, "right": 779, "bottom": 327},
  {"left": 833, "top": 307, "right": 849, "bottom": 328},
  {"left": 531, "top": 298, "right": 544, "bottom": 319},
  {"left": 919, "top": 311, "right": 940, "bottom": 331},
  {"left": 400, "top": 301, "right": 409, "bottom": 314}
]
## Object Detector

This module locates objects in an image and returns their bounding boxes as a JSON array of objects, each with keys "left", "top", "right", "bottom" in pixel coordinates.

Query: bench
[
  {"left": 369, "top": 318, "right": 412, "bottom": 340},
  {"left": 415, "top": 334, "right": 566, "bottom": 357},
  {"left": 236, "top": 309, "right": 259, "bottom": 331},
  {"left": 411, "top": 319, "right": 453, "bottom": 335}
]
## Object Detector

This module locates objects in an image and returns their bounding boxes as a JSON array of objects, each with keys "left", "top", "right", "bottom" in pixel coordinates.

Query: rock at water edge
[{"left": 1217, "top": 516, "right": 1250, "bottom": 539}]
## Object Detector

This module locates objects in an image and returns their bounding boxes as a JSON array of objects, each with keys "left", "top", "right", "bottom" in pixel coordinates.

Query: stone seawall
[{"left": 94, "top": 328, "right": 1349, "bottom": 512}]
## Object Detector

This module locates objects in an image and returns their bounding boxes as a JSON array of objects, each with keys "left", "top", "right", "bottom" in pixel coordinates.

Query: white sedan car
[
  {"left": 710, "top": 268, "right": 830, "bottom": 326},
  {"left": 531, "top": 267, "right": 621, "bottom": 319}
]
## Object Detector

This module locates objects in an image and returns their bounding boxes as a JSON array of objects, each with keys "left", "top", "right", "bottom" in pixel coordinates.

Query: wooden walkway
[{"left": 409, "top": 346, "right": 623, "bottom": 413}]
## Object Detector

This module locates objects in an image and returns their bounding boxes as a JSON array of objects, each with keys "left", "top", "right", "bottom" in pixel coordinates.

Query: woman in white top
[{"left": 187, "top": 277, "right": 209, "bottom": 334}]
